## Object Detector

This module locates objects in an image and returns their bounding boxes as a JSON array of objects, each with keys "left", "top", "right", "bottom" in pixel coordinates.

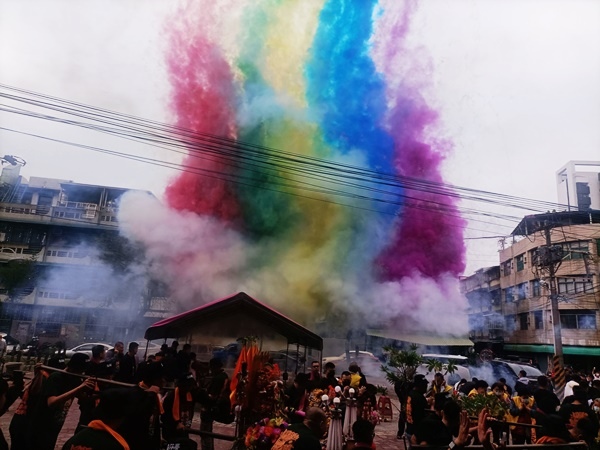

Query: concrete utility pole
[{"left": 542, "top": 226, "right": 566, "bottom": 400}]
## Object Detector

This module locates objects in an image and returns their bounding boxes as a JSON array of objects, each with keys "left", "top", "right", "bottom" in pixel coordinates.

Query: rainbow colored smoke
[{"left": 160, "top": 0, "right": 466, "bottom": 329}]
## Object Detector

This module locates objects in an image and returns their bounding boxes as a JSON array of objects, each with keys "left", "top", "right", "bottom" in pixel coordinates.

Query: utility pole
[{"left": 542, "top": 225, "right": 566, "bottom": 400}]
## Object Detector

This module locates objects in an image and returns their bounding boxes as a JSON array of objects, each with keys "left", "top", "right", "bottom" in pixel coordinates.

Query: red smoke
[{"left": 164, "top": 27, "right": 240, "bottom": 222}]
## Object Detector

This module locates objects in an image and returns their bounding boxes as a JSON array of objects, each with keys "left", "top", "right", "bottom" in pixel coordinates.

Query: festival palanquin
[{"left": 231, "top": 341, "right": 378, "bottom": 450}]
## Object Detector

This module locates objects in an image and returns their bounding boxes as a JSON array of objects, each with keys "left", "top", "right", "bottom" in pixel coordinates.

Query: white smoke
[{"left": 117, "top": 190, "right": 469, "bottom": 338}]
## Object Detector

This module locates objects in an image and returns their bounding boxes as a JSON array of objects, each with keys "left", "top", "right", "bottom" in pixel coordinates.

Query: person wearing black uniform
[
  {"left": 118, "top": 361, "right": 165, "bottom": 450},
  {"left": 405, "top": 374, "right": 429, "bottom": 448},
  {"left": 62, "top": 388, "right": 133, "bottom": 450},
  {"left": 30, "top": 354, "right": 95, "bottom": 450}
]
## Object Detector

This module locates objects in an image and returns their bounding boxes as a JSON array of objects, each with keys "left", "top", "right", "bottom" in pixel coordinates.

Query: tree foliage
[
  {"left": 0, "top": 257, "right": 36, "bottom": 299},
  {"left": 96, "top": 232, "right": 145, "bottom": 273},
  {"left": 380, "top": 344, "right": 422, "bottom": 385}
]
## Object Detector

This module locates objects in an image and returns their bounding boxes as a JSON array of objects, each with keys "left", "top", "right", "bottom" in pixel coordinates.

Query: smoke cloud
[{"left": 117, "top": 0, "right": 468, "bottom": 337}]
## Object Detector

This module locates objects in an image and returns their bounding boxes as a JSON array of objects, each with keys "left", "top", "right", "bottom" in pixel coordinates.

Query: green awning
[
  {"left": 366, "top": 329, "right": 473, "bottom": 346},
  {"left": 504, "top": 344, "right": 600, "bottom": 356}
]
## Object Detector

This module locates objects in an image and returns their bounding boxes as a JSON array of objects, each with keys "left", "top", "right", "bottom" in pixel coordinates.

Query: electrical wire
[{"left": 0, "top": 83, "right": 573, "bottom": 215}]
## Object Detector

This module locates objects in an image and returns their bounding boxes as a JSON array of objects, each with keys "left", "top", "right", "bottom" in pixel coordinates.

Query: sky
[{"left": 0, "top": 0, "right": 599, "bottom": 277}]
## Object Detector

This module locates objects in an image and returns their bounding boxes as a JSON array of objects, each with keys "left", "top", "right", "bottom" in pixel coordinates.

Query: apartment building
[
  {"left": 464, "top": 210, "right": 600, "bottom": 372},
  {"left": 462, "top": 266, "right": 503, "bottom": 354},
  {"left": 556, "top": 161, "right": 600, "bottom": 211},
  {"left": 0, "top": 160, "right": 166, "bottom": 347}
]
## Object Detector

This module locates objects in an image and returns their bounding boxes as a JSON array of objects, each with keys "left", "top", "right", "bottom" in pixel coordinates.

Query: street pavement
[{"left": 0, "top": 387, "right": 405, "bottom": 450}]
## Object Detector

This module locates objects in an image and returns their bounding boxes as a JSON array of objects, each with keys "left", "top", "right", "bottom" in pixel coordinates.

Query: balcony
[{"left": 0, "top": 201, "right": 117, "bottom": 229}]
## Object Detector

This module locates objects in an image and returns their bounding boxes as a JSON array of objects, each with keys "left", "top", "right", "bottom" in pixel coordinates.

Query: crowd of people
[
  {"left": 397, "top": 368, "right": 600, "bottom": 449},
  {"left": 0, "top": 342, "right": 382, "bottom": 450},
  {"left": 8, "top": 339, "right": 599, "bottom": 450},
  {"left": 0, "top": 340, "right": 230, "bottom": 450}
]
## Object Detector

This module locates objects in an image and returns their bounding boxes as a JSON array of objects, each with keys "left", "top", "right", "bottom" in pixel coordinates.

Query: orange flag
[{"left": 230, "top": 344, "right": 248, "bottom": 403}]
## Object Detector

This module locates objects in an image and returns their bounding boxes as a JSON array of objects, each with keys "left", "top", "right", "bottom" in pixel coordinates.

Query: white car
[
  {"left": 417, "top": 354, "right": 471, "bottom": 386},
  {"left": 322, "top": 351, "right": 381, "bottom": 372},
  {"left": 64, "top": 342, "right": 112, "bottom": 358},
  {"left": 131, "top": 340, "right": 162, "bottom": 358}
]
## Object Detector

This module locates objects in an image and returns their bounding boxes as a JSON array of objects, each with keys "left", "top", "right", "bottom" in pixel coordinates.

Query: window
[
  {"left": 35, "top": 322, "right": 61, "bottom": 337},
  {"left": 532, "top": 280, "right": 541, "bottom": 297},
  {"left": 534, "top": 311, "right": 543, "bottom": 329},
  {"left": 490, "top": 289, "right": 501, "bottom": 306},
  {"left": 505, "top": 315, "right": 516, "bottom": 332},
  {"left": 0, "top": 304, "right": 34, "bottom": 321},
  {"left": 504, "top": 286, "right": 514, "bottom": 303},
  {"left": 519, "top": 313, "right": 529, "bottom": 330},
  {"left": 516, "top": 254, "right": 525, "bottom": 271},
  {"left": 557, "top": 277, "right": 593, "bottom": 295},
  {"left": 502, "top": 260, "right": 512, "bottom": 276},
  {"left": 517, "top": 282, "right": 528, "bottom": 300},
  {"left": 561, "top": 241, "right": 589, "bottom": 260},
  {"left": 560, "top": 310, "right": 596, "bottom": 330}
]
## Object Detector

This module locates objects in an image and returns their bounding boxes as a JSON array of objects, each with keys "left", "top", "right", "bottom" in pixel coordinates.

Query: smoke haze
[{"left": 118, "top": 0, "right": 468, "bottom": 336}]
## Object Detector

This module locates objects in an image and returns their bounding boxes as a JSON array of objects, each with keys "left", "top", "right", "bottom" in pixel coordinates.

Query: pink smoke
[
  {"left": 372, "top": 0, "right": 466, "bottom": 281},
  {"left": 164, "top": 14, "right": 240, "bottom": 221}
]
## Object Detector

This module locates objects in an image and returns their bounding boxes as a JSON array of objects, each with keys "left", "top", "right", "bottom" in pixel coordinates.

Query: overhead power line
[{"left": 0, "top": 84, "right": 571, "bottom": 229}]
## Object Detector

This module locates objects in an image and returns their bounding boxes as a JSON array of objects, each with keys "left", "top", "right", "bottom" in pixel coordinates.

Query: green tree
[
  {"left": 381, "top": 344, "right": 422, "bottom": 385},
  {"left": 0, "top": 257, "right": 36, "bottom": 300}
]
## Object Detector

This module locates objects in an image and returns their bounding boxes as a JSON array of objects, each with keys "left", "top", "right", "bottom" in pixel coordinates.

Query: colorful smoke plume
[{"left": 120, "top": 0, "right": 467, "bottom": 335}]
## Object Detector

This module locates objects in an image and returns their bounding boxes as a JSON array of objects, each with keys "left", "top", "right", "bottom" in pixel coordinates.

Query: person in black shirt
[
  {"left": 413, "top": 394, "right": 460, "bottom": 446},
  {"left": 405, "top": 374, "right": 429, "bottom": 447},
  {"left": 352, "top": 419, "right": 375, "bottom": 449},
  {"left": 118, "top": 362, "right": 165, "bottom": 450},
  {"left": 272, "top": 407, "right": 327, "bottom": 450},
  {"left": 76, "top": 344, "right": 112, "bottom": 433},
  {"left": 115, "top": 341, "right": 139, "bottom": 384},
  {"left": 31, "top": 354, "right": 95, "bottom": 450},
  {"left": 559, "top": 386, "right": 599, "bottom": 438},
  {"left": 534, "top": 375, "right": 560, "bottom": 415},
  {"left": 62, "top": 388, "right": 133, "bottom": 450},
  {"left": 588, "top": 379, "right": 600, "bottom": 403}
]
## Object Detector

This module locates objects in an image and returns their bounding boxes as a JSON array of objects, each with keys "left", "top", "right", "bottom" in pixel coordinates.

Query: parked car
[
  {"left": 130, "top": 340, "right": 162, "bottom": 357},
  {"left": 417, "top": 354, "right": 472, "bottom": 386},
  {"left": 322, "top": 351, "right": 380, "bottom": 373},
  {"left": 64, "top": 342, "right": 112, "bottom": 358},
  {"left": 470, "top": 359, "right": 543, "bottom": 392},
  {"left": 268, "top": 351, "right": 304, "bottom": 373},
  {"left": 212, "top": 342, "right": 242, "bottom": 366}
]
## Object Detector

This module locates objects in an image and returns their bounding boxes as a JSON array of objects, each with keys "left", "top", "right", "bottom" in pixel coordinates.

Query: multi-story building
[
  {"left": 462, "top": 266, "right": 503, "bottom": 354},
  {"left": 464, "top": 210, "right": 600, "bottom": 372},
  {"left": 0, "top": 159, "right": 166, "bottom": 347},
  {"left": 556, "top": 160, "right": 600, "bottom": 211}
]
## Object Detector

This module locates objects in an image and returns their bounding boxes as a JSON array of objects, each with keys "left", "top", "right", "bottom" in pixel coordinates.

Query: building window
[
  {"left": 516, "top": 254, "right": 525, "bottom": 272},
  {"left": 560, "top": 310, "right": 597, "bottom": 330},
  {"left": 505, "top": 315, "right": 516, "bottom": 332},
  {"left": 534, "top": 311, "right": 543, "bottom": 329},
  {"left": 35, "top": 322, "right": 61, "bottom": 337},
  {"left": 519, "top": 313, "right": 529, "bottom": 330},
  {"left": 561, "top": 241, "right": 589, "bottom": 260},
  {"left": 517, "top": 282, "right": 528, "bottom": 300},
  {"left": 502, "top": 260, "right": 512, "bottom": 276},
  {"left": 557, "top": 277, "right": 593, "bottom": 295},
  {"left": 504, "top": 286, "right": 514, "bottom": 303},
  {"left": 532, "top": 280, "right": 541, "bottom": 297},
  {"left": 491, "top": 289, "right": 501, "bottom": 306},
  {"left": 0, "top": 304, "right": 34, "bottom": 321}
]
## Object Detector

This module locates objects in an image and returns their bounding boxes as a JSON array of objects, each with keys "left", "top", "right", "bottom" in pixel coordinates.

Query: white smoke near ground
[
  {"left": 117, "top": 191, "right": 469, "bottom": 337},
  {"left": 34, "top": 241, "right": 151, "bottom": 344},
  {"left": 117, "top": 191, "right": 252, "bottom": 307}
]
